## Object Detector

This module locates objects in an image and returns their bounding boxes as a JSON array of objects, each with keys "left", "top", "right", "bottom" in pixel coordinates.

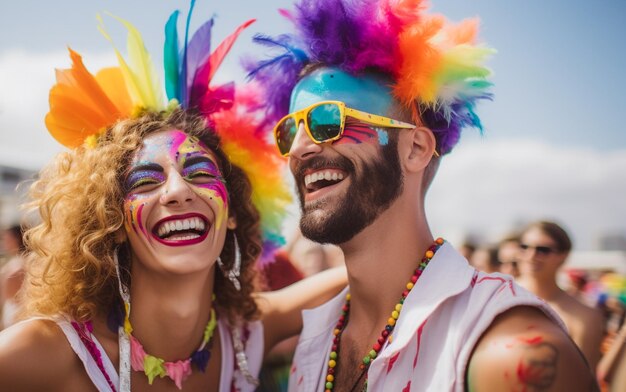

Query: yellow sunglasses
[{"left": 273, "top": 100, "right": 416, "bottom": 156}]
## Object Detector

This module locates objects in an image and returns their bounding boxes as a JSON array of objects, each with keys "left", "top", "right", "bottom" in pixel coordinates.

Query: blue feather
[{"left": 164, "top": 10, "right": 180, "bottom": 102}]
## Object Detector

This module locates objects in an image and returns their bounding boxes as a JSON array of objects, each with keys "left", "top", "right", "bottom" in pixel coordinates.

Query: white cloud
[{"left": 427, "top": 140, "right": 626, "bottom": 250}]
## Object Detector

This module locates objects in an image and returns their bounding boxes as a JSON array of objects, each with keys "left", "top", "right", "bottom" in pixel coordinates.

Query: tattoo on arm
[{"left": 515, "top": 341, "right": 559, "bottom": 391}]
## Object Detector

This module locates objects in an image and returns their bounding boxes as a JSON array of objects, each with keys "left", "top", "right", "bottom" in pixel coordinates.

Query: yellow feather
[{"left": 97, "top": 14, "right": 165, "bottom": 112}]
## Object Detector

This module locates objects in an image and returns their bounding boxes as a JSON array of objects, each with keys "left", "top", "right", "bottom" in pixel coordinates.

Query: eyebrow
[
  {"left": 127, "top": 162, "right": 164, "bottom": 176},
  {"left": 183, "top": 154, "right": 219, "bottom": 170}
]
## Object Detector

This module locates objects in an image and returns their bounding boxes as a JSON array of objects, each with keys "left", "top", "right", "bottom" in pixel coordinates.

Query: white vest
[{"left": 288, "top": 243, "right": 564, "bottom": 392}]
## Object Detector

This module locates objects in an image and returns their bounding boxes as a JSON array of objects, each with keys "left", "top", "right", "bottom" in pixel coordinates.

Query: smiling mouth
[
  {"left": 303, "top": 169, "right": 346, "bottom": 193},
  {"left": 152, "top": 214, "right": 210, "bottom": 246}
]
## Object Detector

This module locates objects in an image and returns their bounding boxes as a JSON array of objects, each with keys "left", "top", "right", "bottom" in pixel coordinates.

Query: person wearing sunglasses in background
[
  {"left": 248, "top": 0, "right": 598, "bottom": 390},
  {"left": 517, "top": 220, "right": 604, "bottom": 371}
]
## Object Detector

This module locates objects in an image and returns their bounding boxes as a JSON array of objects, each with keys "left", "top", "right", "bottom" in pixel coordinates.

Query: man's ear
[
  {"left": 227, "top": 216, "right": 237, "bottom": 230},
  {"left": 402, "top": 126, "right": 437, "bottom": 173}
]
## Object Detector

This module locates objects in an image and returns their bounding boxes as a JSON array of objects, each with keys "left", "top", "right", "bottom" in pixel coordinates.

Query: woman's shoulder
[{"left": 0, "top": 318, "right": 94, "bottom": 391}]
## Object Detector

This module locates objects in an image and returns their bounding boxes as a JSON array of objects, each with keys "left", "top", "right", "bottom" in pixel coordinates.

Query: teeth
[
  {"left": 156, "top": 217, "right": 207, "bottom": 238},
  {"left": 304, "top": 170, "right": 345, "bottom": 187}
]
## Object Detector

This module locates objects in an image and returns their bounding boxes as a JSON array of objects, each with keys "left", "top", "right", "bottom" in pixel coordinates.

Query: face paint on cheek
[
  {"left": 194, "top": 181, "right": 229, "bottom": 229},
  {"left": 334, "top": 120, "right": 377, "bottom": 146},
  {"left": 123, "top": 194, "right": 152, "bottom": 243}
]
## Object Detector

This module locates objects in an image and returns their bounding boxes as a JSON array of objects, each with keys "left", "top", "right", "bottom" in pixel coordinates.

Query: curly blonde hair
[{"left": 24, "top": 108, "right": 261, "bottom": 323}]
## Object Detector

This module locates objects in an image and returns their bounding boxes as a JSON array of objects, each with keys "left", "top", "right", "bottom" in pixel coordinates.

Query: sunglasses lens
[
  {"left": 520, "top": 243, "right": 555, "bottom": 255},
  {"left": 307, "top": 103, "right": 342, "bottom": 142},
  {"left": 276, "top": 117, "right": 298, "bottom": 155},
  {"left": 536, "top": 246, "right": 553, "bottom": 255}
]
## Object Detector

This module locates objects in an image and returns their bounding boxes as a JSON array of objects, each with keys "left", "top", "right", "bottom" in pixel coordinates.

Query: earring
[{"left": 217, "top": 233, "right": 242, "bottom": 291}]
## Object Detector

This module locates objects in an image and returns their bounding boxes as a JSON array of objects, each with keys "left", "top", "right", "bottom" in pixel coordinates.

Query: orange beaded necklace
[{"left": 323, "top": 238, "right": 445, "bottom": 392}]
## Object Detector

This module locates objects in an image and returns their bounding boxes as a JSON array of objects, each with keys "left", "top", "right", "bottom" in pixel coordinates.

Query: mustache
[{"left": 292, "top": 156, "right": 354, "bottom": 184}]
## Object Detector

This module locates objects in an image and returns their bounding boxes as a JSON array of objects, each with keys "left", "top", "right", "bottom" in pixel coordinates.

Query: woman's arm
[{"left": 256, "top": 266, "right": 347, "bottom": 353}]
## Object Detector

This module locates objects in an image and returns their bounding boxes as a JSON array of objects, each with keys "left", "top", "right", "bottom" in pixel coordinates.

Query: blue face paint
[
  {"left": 375, "top": 129, "right": 389, "bottom": 146},
  {"left": 290, "top": 67, "right": 395, "bottom": 117}
]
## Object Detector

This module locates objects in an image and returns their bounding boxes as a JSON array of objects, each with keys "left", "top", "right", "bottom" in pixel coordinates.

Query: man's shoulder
[{"left": 467, "top": 306, "right": 598, "bottom": 391}]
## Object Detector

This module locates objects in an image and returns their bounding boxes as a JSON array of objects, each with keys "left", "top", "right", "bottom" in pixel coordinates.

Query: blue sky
[{"left": 1, "top": 0, "right": 625, "bottom": 249}]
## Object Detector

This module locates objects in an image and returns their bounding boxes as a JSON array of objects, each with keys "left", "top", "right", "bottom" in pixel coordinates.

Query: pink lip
[{"left": 151, "top": 213, "right": 210, "bottom": 247}]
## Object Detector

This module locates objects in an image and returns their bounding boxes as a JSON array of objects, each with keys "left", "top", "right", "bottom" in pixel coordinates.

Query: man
[
  {"left": 517, "top": 220, "right": 604, "bottom": 370},
  {"left": 249, "top": 0, "right": 597, "bottom": 390},
  {"left": 498, "top": 233, "right": 522, "bottom": 278}
]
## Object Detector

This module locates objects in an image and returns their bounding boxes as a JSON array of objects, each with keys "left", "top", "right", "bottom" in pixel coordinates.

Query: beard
[{"left": 296, "top": 138, "right": 403, "bottom": 245}]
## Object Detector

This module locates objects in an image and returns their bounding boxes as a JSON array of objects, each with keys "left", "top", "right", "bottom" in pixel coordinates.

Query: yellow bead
[
  {"left": 327, "top": 374, "right": 335, "bottom": 382},
  {"left": 425, "top": 250, "right": 434, "bottom": 259},
  {"left": 391, "top": 310, "right": 399, "bottom": 319},
  {"left": 395, "top": 304, "right": 403, "bottom": 312},
  {"left": 388, "top": 317, "right": 396, "bottom": 326},
  {"left": 406, "top": 282, "right": 414, "bottom": 290},
  {"left": 346, "top": 293, "right": 351, "bottom": 301},
  {"left": 329, "top": 359, "right": 336, "bottom": 368},
  {"left": 389, "top": 335, "right": 393, "bottom": 343},
  {"left": 333, "top": 328, "right": 340, "bottom": 336}
]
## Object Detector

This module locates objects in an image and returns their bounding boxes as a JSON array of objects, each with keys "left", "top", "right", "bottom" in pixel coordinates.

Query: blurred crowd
[{"left": 2, "top": 219, "right": 626, "bottom": 391}]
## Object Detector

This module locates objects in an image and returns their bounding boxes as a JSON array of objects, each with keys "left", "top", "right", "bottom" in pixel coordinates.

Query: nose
[
  {"left": 159, "top": 171, "right": 195, "bottom": 207},
  {"left": 288, "top": 121, "right": 323, "bottom": 161}
]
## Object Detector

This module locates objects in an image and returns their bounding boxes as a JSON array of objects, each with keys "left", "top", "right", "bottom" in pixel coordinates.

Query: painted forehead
[
  {"left": 289, "top": 67, "right": 395, "bottom": 116},
  {"left": 132, "top": 129, "right": 218, "bottom": 166}
]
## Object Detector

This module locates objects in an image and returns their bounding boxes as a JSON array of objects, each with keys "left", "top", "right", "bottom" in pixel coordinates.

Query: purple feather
[
  {"left": 247, "top": 0, "right": 493, "bottom": 155},
  {"left": 187, "top": 19, "right": 215, "bottom": 106}
]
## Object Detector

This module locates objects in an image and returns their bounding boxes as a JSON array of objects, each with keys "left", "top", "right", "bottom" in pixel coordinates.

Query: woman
[{"left": 0, "top": 6, "right": 345, "bottom": 392}]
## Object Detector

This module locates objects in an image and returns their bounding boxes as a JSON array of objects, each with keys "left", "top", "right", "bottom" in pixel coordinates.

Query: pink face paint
[
  {"left": 334, "top": 119, "right": 377, "bottom": 145},
  {"left": 123, "top": 195, "right": 150, "bottom": 242}
]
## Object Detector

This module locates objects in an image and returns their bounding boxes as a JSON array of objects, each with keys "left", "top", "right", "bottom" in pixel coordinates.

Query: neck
[
  {"left": 519, "top": 275, "right": 562, "bottom": 301},
  {"left": 128, "top": 265, "right": 216, "bottom": 360},
  {"left": 339, "top": 197, "right": 433, "bottom": 335}
]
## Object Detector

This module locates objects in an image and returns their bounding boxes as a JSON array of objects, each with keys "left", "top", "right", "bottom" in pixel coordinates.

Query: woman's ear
[
  {"left": 402, "top": 126, "right": 437, "bottom": 173},
  {"left": 227, "top": 216, "right": 237, "bottom": 230}
]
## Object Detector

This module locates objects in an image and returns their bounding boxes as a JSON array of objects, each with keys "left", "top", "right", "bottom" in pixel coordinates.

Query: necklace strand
[
  {"left": 324, "top": 238, "right": 444, "bottom": 392},
  {"left": 124, "top": 305, "right": 217, "bottom": 390}
]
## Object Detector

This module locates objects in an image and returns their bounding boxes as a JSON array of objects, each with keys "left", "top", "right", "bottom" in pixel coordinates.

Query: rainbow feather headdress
[
  {"left": 246, "top": 0, "right": 494, "bottom": 155},
  {"left": 45, "top": 1, "right": 291, "bottom": 262}
]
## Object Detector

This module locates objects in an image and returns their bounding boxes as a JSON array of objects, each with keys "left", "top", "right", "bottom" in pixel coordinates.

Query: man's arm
[
  {"left": 256, "top": 266, "right": 347, "bottom": 354},
  {"left": 467, "top": 306, "right": 599, "bottom": 392}
]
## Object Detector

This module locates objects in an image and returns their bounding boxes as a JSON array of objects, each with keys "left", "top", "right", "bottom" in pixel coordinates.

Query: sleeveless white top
[
  {"left": 288, "top": 242, "right": 566, "bottom": 392},
  {"left": 53, "top": 317, "right": 263, "bottom": 392}
]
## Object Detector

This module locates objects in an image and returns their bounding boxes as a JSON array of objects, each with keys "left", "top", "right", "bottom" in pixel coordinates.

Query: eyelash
[{"left": 128, "top": 177, "right": 162, "bottom": 191}]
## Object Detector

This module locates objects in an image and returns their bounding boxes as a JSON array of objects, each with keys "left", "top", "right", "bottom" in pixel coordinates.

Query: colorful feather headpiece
[
  {"left": 45, "top": 1, "right": 290, "bottom": 262},
  {"left": 246, "top": 0, "right": 494, "bottom": 155}
]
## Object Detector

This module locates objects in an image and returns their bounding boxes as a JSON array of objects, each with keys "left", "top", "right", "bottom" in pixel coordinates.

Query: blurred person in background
[
  {"left": 0, "top": 224, "right": 27, "bottom": 329},
  {"left": 497, "top": 233, "right": 521, "bottom": 278},
  {"left": 458, "top": 240, "right": 477, "bottom": 261},
  {"left": 469, "top": 245, "right": 501, "bottom": 274},
  {"left": 517, "top": 220, "right": 604, "bottom": 370}
]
